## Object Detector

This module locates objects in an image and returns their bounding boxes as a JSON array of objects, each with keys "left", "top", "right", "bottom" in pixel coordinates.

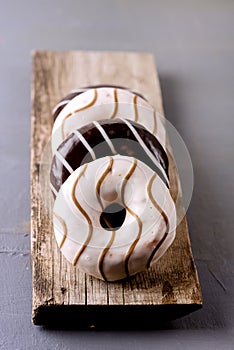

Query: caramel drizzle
[
  {"left": 109, "top": 88, "right": 118, "bottom": 119},
  {"left": 96, "top": 157, "right": 113, "bottom": 210},
  {"left": 133, "top": 94, "right": 138, "bottom": 122},
  {"left": 120, "top": 158, "right": 137, "bottom": 202},
  {"left": 146, "top": 173, "right": 169, "bottom": 268},
  {"left": 61, "top": 88, "right": 98, "bottom": 140},
  {"left": 95, "top": 156, "right": 117, "bottom": 279},
  {"left": 153, "top": 110, "right": 157, "bottom": 135},
  {"left": 124, "top": 205, "right": 142, "bottom": 277},
  {"left": 72, "top": 164, "right": 93, "bottom": 266},
  {"left": 98, "top": 230, "right": 116, "bottom": 281},
  {"left": 53, "top": 212, "right": 68, "bottom": 249},
  {"left": 146, "top": 231, "right": 168, "bottom": 269},
  {"left": 121, "top": 159, "right": 143, "bottom": 277}
]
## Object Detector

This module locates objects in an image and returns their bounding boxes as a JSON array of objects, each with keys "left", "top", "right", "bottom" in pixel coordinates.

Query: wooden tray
[{"left": 31, "top": 50, "right": 202, "bottom": 328}]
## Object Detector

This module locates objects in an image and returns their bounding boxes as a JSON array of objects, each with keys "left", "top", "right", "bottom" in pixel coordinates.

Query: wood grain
[{"left": 31, "top": 50, "right": 202, "bottom": 328}]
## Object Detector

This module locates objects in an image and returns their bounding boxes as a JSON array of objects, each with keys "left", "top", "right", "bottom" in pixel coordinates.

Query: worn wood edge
[
  {"left": 33, "top": 303, "right": 202, "bottom": 328},
  {"left": 30, "top": 50, "right": 202, "bottom": 326}
]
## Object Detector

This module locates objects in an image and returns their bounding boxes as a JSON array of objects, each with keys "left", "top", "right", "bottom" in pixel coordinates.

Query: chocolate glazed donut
[
  {"left": 52, "top": 85, "right": 147, "bottom": 121},
  {"left": 50, "top": 118, "right": 169, "bottom": 197}
]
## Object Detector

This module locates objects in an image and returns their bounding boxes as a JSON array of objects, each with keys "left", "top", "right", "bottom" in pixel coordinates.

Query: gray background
[{"left": 0, "top": 0, "right": 233, "bottom": 349}]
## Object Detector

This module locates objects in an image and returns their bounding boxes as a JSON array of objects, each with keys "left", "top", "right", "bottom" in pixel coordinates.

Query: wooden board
[{"left": 31, "top": 50, "right": 202, "bottom": 328}]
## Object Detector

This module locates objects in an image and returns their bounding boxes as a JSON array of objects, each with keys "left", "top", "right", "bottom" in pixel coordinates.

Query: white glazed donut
[
  {"left": 53, "top": 155, "right": 176, "bottom": 281},
  {"left": 51, "top": 87, "right": 166, "bottom": 154}
]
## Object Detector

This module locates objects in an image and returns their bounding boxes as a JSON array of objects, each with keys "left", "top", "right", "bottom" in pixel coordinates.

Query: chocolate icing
[{"left": 50, "top": 118, "right": 169, "bottom": 194}]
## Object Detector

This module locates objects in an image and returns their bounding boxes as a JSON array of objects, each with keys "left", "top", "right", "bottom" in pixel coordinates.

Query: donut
[
  {"left": 53, "top": 155, "right": 176, "bottom": 281},
  {"left": 51, "top": 87, "right": 167, "bottom": 153},
  {"left": 52, "top": 85, "right": 147, "bottom": 121},
  {"left": 50, "top": 118, "right": 169, "bottom": 197}
]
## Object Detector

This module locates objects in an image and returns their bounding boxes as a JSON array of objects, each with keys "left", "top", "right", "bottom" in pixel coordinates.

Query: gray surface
[{"left": 0, "top": 0, "right": 233, "bottom": 349}]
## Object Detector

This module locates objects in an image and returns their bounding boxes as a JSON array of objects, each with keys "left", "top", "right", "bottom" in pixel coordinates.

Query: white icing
[
  {"left": 53, "top": 155, "right": 176, "bottom": 281},
  {"left": 92, "top": 120, "right": 117, "bottom": 154},
  {"left": 55, "top": 150, "right": 74, "bottom": 174},
  {"left": 51, "top": 87, "right": 163, "bottom": 154},
  {"left": 73, "top": 129, "right": 96, "bottom": 160}
]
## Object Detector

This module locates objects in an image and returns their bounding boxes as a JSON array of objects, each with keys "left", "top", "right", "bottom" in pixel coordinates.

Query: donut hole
[{"left": 100, "top": 203, "right": 126, "bottom": 231}]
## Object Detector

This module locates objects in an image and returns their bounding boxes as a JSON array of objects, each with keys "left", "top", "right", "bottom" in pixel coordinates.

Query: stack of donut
[{"left": 50, "top": 86, "right": 177, "bottom": 281}]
